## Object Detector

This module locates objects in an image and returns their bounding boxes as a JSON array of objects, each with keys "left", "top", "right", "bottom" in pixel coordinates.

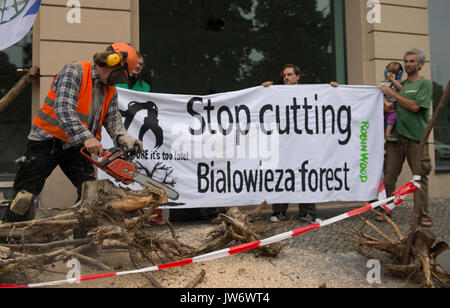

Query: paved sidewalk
[
  {"left": 163, "top": 198, "right": 449, "bottom": 288},
  {"left": 2, "top": 198, "right": 448, "bottom": 288},
  {"left": 261, "top": 198, "right": 449, "bottom": 287},
  {"left": 285, "top": 198, "right": 449, "bottom": 254}
]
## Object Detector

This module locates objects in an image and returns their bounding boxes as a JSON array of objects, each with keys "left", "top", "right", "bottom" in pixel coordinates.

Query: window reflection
[
  {"left": 139, "top": 0, "right": 340, "bottom": 95},
  {"left": 0, "top": 32, "right": 32, "bottom": 176},
  {"left": 429, "top": 0, "right": 450, "bottom": 172}
]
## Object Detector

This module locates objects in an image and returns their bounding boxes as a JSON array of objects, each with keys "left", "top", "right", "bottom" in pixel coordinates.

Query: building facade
[{"left": 0, "top": 0, "right": 448, "bottom": 208}]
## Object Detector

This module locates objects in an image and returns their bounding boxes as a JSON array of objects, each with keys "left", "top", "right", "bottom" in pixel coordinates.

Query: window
[
  {"left": 0, "top": 31, "right": 32, "bottom": 179},
  {"left": 429, "top": 0, "right": 450, "bottom": 173},
  {"left": 139, "top": 0, "right": 346, "bottom": 95}
]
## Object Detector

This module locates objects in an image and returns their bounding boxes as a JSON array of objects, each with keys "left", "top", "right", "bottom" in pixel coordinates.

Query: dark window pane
[
  {"left": 0, "top": 32, "right": 32, "bottom": 176},
  {"left": 429, "top": 0, "right": 450, "bottom": 172},
  {"left": 139, "top": 0, "right": 343, "bottom": 95}
]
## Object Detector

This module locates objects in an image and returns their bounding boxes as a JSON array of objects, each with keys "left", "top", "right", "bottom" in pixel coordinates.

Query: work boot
[{"left": 9, "top": 190, "right": 34, "bottom": 216}]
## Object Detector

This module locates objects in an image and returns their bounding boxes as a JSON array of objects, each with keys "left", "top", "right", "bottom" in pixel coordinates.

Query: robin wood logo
[{"left": 0, "top": 0, "right": 30, "bottom": 25}]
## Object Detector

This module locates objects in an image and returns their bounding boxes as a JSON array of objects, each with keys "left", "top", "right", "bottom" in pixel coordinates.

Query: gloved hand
[{"left": 117, "top": 133, "right": 144, "bottom": 153}]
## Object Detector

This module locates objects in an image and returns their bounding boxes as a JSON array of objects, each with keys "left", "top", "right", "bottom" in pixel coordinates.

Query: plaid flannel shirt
[{"left": 29, "top": 62, "right": 127, "bottom": 146}]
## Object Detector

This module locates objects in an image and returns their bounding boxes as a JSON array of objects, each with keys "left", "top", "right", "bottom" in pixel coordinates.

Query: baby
[{"left": 381, "top": 62, "right": 403, "bottom": 141}]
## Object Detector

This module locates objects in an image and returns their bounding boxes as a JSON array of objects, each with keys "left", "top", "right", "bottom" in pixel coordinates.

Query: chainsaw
[{"left": 80, "top": 146, "right": 179, "bottom": 200}]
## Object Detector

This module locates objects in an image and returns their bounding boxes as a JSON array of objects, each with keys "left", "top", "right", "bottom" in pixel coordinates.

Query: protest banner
[{"left": 99, "top": 84, "right": 384, "bottom": 209}]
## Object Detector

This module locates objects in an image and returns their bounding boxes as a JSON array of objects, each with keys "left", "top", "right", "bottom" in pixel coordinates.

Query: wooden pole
[
  {"left": 0, "top": 66, "right": 40, "bottom": 113},
  {"left": 402, "top": 80, "right": 450, "bottom": 265}
]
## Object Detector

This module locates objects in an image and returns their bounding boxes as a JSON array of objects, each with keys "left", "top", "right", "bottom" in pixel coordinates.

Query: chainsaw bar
[
  {"left": 81, "top": 147, "right": 179, "bottom": 201},
  {"left": 133, "top": 172, "right": 179, "bottom": 201}
]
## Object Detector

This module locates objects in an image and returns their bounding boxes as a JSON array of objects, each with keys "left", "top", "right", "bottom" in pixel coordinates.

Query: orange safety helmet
[
  {"left": 109, "top": 43, "right": 138, "bottom": 73},
  {"left": 104, "top": 43, "right": 138, "bottom": 85}
]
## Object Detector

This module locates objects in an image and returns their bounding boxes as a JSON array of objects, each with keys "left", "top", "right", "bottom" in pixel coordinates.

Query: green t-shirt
[
  {"left": 116, "top": 80, "right": 151, "bottom": 93},
  {"left": 395, "top": 77, "right": 433, "bottom": 141}
]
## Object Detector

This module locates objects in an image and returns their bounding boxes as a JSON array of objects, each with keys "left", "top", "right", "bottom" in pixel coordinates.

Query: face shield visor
[{"left": 107, "top": 67, "right": 129, "bottom": 85}]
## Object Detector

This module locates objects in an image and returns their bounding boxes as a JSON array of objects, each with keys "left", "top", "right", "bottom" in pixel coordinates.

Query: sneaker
[
  {"left": 300, "top": 214, "right": 322, "bottom": 224},
  {"left": 270, "top": 211, "right": 286, "bottom": 222},
  {"left": 9, "top": 190, "right": 33, "bottom": 216}
]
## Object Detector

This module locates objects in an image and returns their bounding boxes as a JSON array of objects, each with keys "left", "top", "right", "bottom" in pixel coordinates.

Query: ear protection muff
[
  {"left": 106, "top": 51, "right": 129, "bottom": 69},
  {"left": 105, "top": 51, "right": 130, "bottom": 85},
  {"left": 106, "top": 53, "right": 121, "bottom": 67},
  {"left": 384, "top": 62, "right": 404, "bottom": 81},
  {"left": 102, "top": 43, "right": 136, "bottom": 85}
]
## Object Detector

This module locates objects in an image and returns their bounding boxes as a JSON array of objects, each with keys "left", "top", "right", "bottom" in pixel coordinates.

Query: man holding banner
[
  {"left": 380, "top": 49, "right": 433, "bottom": 227},
  {"left": 262, "top": 64, "right": 337, "bottom": 224}
]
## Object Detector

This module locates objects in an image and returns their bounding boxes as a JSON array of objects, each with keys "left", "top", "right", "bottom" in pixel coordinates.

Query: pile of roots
[
  {"left": 349, "top": 211, "right": 449, "bottom": 288},
  {"left": 0, "top": 180, "right": 189, "bottom": 285},
  {"left": 0, "top": 180, "right": 286, "bottom": 287},
  {"left": 198, "top": 201, "right": 289, "bottom": 257}
]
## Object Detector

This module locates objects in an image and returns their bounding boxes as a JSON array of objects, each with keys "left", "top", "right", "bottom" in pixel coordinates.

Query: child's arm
[
  {"left": 391, "top": 78, "right": 403, "bottom": 90},
  {"left": 386, "top": 72, "right": 403, "bottom": 90}
]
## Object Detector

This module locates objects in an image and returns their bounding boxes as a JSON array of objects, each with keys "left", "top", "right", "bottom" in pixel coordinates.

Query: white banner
[
  {"left": 100, "top": 85, "right": 384, "bottom": 209},
  {"left": 0, "top": 0, "right": 41, "bottom": 51}
]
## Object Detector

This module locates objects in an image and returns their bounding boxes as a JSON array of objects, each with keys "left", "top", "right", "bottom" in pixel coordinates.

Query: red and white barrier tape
[{"left": 0, "top": 180, "right": 419, "bottom": 288}]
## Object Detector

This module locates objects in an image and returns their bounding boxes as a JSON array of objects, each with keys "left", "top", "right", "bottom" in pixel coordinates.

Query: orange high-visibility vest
[{"left": 33, "top": 62, "right": 116, "bottom": 143}]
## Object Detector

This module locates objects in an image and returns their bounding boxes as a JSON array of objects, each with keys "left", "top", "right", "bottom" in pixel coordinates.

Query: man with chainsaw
[{"left": 3, "top": 43, "right": 143, "bottom": 222}]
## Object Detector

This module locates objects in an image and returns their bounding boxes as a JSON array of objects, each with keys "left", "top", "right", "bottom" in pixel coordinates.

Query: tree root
[
  {"left": 198, "top": 201, "right": 288, "bottom": 257},
  {"left": 349, "top": 210, "right": 449, "bottom": 288},
  {"left": 0, "top": 180, "right": 194, "bottom": 285},
  {"left": 185, "top": 269, "right": 206, "bottom": 288},
  {"left": 1, "top": 186, "right": 291, "bottom": 287}
]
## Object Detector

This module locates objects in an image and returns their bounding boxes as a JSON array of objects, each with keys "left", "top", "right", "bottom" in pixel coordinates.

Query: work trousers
[
  {"left": 383, "top": 135, "right": 432, "bottom": 219},
  {"left": 13, "top": 139, "right": 96, "bottom": 200}
]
